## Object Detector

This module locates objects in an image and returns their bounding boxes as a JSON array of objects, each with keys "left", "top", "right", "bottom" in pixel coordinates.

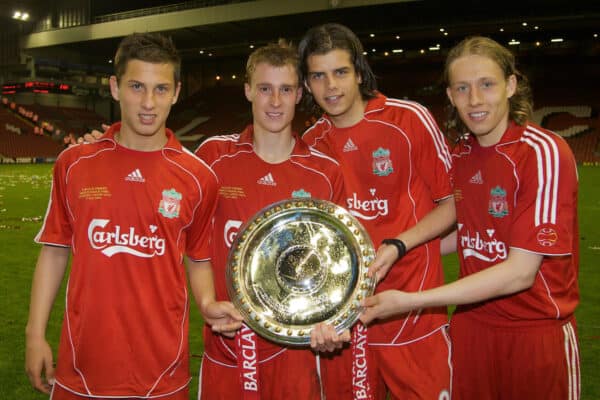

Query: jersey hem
[
  {"left": 368, "top": 323, "right": 449, "bottom": 346},
  {"left": 510, "top": 245, "right": 572, "bottom": 257},
  {"left": 53, "top": 377, "right": 191, "bottom": 398},
  {"left": 453, "top": 307, "right": 575, "bottom": 329}
]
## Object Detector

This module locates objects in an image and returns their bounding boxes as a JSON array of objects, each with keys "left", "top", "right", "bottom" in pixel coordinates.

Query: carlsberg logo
[
  {"left": 346, "top": 192, "right": 389, "bottom": 221},
  {"left": 88, "top": 219, "right": 166, "bottom": 258}
]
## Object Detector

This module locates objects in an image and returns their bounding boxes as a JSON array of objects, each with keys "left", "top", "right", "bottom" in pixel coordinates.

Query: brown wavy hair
[
  {"left": 298, "top": 23, "right": 377, "bottom": 115},
  {"left": 443, "top": 36, "right": 533, "bottom": 142}
]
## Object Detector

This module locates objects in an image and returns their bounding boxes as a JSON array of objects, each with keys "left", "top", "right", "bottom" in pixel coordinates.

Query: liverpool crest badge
[
  {"left": 372, "top": 148, "right": 393, "bottom": 176},
  {"left": 292, "top": 189, "right": 311, "bottom": 198},
  {"left": 488, "top": 186, "right": 509, "bottom": 218},
  {"left": 159, "top": 188, "right": 182, "bottom": 219}
]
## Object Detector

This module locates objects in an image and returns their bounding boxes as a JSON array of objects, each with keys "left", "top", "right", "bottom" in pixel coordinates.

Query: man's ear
[
  {"left": 172, "top": 82, "right": 182, "bottom": 105},
  {"left": 446, "top": 87, "right": 455, "bottom": 107},
  {"left": 295, "top": 86, "right": 303, "bottom": 105},
  {"left": 506, "top": 74, "right": 517, "bottom": 99},
  {"left": 244, "top": 83, "right": 252, "bottom": 102},
  {"left": 109, "top": 76, "right": 119, "bottom": 101}
]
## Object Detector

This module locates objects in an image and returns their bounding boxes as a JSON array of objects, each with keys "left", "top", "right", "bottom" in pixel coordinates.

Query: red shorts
[
  {"left": 450, "top": 312, "right": 580, "bottom": 400},
  {"left": 50, "top": 382, "right": 188, "bottom": 399},
  {"left": 199, "top": 347, "right": 321, "bottom": 400},
  {"left": 320, "top": 326, "right": 452, "bottom": 400}
]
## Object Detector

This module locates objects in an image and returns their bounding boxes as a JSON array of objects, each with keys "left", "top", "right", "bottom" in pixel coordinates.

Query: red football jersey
[
  {"left": 302, "top": 93, "right": 453, "bottom": 343},
  {"left": 195, "top": 124, "right": 345, "bottom": 362},
  {"left": 35, "top": 123, "right": 218, "bottom": 397},
  {"left": 452, "top": 121, "right": 579, "bottom": 324}
]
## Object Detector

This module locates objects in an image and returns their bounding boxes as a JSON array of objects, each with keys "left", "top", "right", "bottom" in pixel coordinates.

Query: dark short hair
[
  {"left": 114, "top": 32, "right": 181, "bottom": 84},
  {"left": 298, "top": 23, "right": 377, "bottom": 113},
  {"left": 444, "top": 36, "right": 533, "bottom": 140},
  {"left": 246, "top": 39, "right": 299, "bottom": 84}
]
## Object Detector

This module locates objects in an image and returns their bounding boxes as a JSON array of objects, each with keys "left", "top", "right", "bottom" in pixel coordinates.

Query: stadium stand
[{"left": 0, "top": 107, "right": 63, "bottom": 159}]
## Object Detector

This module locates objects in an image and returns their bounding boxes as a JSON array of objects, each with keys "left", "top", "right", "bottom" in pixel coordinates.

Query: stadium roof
[{"left": 3, "top": 0, "right": 600, "bottom": 67}]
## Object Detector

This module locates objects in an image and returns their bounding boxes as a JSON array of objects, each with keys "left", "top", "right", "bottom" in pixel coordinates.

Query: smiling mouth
[
  {"left": 325, "top": 95, "right": 342, "bottom": 103},
  {"left": 139, "top": 114, "right": 157, "bottom": 123},
  {"left": 266, "top": 112, "right": 283, "bottom": 118},
  {"left": 469, "top": 111, "right": 488, "bottom": 120}
]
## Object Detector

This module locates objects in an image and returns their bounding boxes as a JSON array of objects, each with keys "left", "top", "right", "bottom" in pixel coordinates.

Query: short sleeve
[
  {"left": 185, "top": 166, "right": 219, "bottom": 261},
  {"left": 509, "top": 134, "right": 577, "bottom": 255},
  {"left": 410, "top": 105, "right": 454, "bottom": 201},
  {"left": 35, "top": 155, "right": 73, "bottom": 246}
]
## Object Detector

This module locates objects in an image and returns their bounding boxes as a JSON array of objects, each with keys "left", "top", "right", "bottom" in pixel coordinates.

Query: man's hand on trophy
[
  {"left": 310, "top": 322, "right": 350, "bottom": 353},
  {"left": 203, "top": 301, "right": 244, "bottom": 338}
]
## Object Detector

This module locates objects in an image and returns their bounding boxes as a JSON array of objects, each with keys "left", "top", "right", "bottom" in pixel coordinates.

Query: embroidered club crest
[
  {"left": 372, "top": 148, "right": 393, "bottom": 176},
  {"left": 537, "top": 227, "right": 558, "bottom": 247},
  {"left": 292, "top": 189, "right": 311, "bottom": 198},
  {"left": 159, "top": 188, "right": 182, "bottom": 219},
  {"left": 488, "top": 186, "right": 509, "bottom": 218}
]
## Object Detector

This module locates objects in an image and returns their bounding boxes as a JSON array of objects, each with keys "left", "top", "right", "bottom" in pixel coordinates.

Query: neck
[
  {"left": 116, "top": 125, "right": 168, "bottom": 151},
  {"left": 330, "top": 98, "right": 368, "bottom": 128},
  {"left": 252, "top": 126, "right": 295, "bottom": 164},
  {"left": 475, "top": 118, "right": 510, "bottom": 147}
]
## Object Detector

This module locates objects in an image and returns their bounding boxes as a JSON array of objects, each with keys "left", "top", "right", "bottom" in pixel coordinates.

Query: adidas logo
[
  {"left": 469, "top": 170, "right": 483, "bottom": 184},
  {"left": 343, "top": 138, "right": 358, "bottom": 152},
  {"left": 257, "top": 172, "right": 276, "bottom": 186},
  {"left": 125, "top": 168, "right": 145, "bottom": 183}
]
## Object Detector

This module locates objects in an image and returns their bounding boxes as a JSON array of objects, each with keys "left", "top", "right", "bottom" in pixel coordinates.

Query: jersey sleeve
[
  {"left": 185, "top": 166, "right": 219, "bottom": 261},
  {"left": 509, "top": 134, "right": 577, "bottom": 255},
  {"left": 35, "top": 153, "right": 73, "bottom": 247},
  {"left": 409, "top": 104, "right": 453, "bottom": 201}
]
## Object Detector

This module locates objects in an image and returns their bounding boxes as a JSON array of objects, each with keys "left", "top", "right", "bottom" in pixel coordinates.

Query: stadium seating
[{"left": 0, "top": 107, "right": 64, "bottom": 159}]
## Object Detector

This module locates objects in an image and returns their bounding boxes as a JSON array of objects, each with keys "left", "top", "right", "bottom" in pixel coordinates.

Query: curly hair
[
  {"left": 114, "top": 32, "right": 181, "bottom": 84},
  {"left": 298, "top": 23, "right": 377, "bottom": 114},
  {"left": 443, "top": 36, "right": 533, "bottom": 141}
]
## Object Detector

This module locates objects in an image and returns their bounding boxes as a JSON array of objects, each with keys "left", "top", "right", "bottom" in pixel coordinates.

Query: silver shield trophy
[{"left": 226, "top": 199, "right": 375, "bottom": 345}]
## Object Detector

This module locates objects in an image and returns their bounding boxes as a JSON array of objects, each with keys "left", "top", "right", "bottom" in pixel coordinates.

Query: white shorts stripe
[{"left": 563, "top": 322, "right": 580, "bottom": 400}]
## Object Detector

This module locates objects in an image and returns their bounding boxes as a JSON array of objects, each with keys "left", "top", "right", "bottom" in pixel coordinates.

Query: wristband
[{"left": 381, "top": 238, "right": 407, "bottom": 263}]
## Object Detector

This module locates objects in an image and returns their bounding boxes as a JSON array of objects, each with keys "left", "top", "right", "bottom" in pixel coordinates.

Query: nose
[
  {"left": 469, "top": 86, "right": 482, "bottom": 106},
  {"left": 326, "top": 74, "right": 337, "bottom": 90},
  {"left": 270, "top": 89, "right": 281, "bottom": 107},
  {"left": 142, "top": 90, "right": 155, "bottom": 109}
]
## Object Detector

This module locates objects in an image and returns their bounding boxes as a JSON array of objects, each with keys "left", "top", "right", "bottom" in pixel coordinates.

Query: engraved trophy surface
[{"left": 227, "top": 199, "right": 375, "bottom": 345}]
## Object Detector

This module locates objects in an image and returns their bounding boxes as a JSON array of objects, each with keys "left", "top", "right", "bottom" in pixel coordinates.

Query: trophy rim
[{"left": 226, "top": 198, "right": 375, "bottom": 345}]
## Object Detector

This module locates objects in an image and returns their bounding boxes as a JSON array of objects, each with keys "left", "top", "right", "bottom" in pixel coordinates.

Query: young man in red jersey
[
  {"left": 299, "top": 23, "right": 455, "bottom": 399},
  {"left": 195, "top": 39, "right": 348, "bottom": 400},
  {"left": 25, "top": 32, "right": 241, "bottom": 399},
  {"left": 361, "top": 36, "right": 580, "bottom": 400}
]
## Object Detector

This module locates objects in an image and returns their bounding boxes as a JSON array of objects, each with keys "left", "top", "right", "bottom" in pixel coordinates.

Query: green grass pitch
[{"left": 1, "top": 163, "right": 598, "bottom": 399}]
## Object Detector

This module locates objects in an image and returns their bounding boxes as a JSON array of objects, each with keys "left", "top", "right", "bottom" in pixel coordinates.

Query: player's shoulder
[
  {"left": 197, "top": 133, "right": 242, "bottom": 148},
  {"left": 169, "top": 146, "right": 218, "bottom": 182},
  {"left": 520, "top": 123, "right": 575, "bottom": 158},
  {"left": 372, "top": 96, "right": 435, "bottom": 121},
  {"left": 305, "top": 145, "right": 340, "bottom": 167},
  {"left": 195, "top": 133, "right": 246, "bottom": 158},
  {"left": 302, "top": 117, "right": 332, "bottom": 145},
  {"left": 514, "top": 123, "right": 576, "bottom": 176},
  {"left": 54, "top": 138, "right": 113, "bottom": 167}
]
